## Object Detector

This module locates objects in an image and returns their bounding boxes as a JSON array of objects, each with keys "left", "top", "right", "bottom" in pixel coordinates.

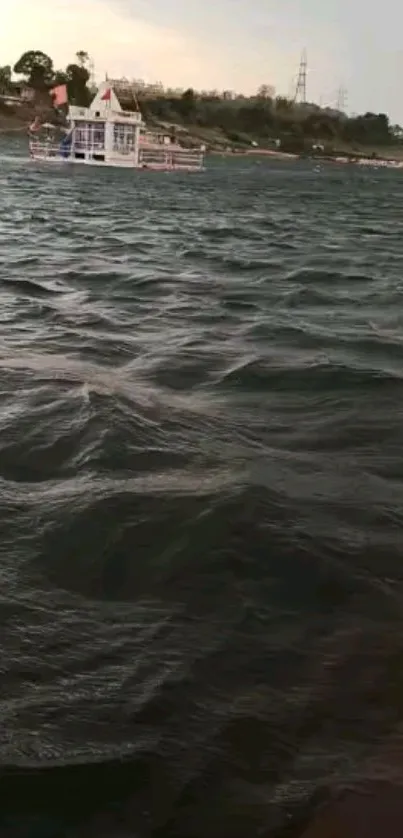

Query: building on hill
[
  {"left": 4, "top": 81, "right": 35, "bottom": 102},
  {"left": 106, "top": 77, "right": 165, "bottom": 101}
]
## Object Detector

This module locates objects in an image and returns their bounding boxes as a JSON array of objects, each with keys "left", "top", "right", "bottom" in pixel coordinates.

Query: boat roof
[
  {"left": 90, "top": 81, "right": 122, "bottom": 113},
  {"left": 68, "top": 81, "right": 143, "bottom": 124}
]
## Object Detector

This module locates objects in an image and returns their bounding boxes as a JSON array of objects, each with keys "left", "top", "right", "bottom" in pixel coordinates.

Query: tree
[
  {"left": 275, "top": 96, "right": 292, "bottom": 111},
  {"left": 0, "top": 65, "right": 12, "bottom": 94},
  {"left": 391, "top": 124, "right": 403, "bottom": 142},
  {"left": 65, "top": 62, "right": 91, "bottom": 106},
  {"left": 257, "top": 84, "right": 274, "bottom": 100},
  {"left": 302, "top": 112, "right": 338, "bottom": 140},
  {"left": 236, "top": 100, "right": 273, "bottom": 135},
  {"left": 341, "top": 111, "right": 392, "bottom": 146},
  {"left": 177, "top": 88, "right": 196, "bottom": 120},
  {"left": 53, "top": 70, "right": 68, "bottom": 86},
  {"left": 13, "top": 50, "right": 53, "bottom": 89},
  {"left": 76, "top": 51, "right": 89, "bottom": 68}
]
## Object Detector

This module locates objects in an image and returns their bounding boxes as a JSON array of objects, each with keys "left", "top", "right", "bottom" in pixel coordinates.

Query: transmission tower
[
  {"left": 336, "top": 85, "right": 347, "bottom": 112},
  {"left": 294, "top": 49, "right": 307, "bottom": 104}
]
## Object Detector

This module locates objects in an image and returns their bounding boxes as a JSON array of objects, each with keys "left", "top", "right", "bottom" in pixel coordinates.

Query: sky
[{"left": 2, "top": 0, "right": 403, "bottom": 122}]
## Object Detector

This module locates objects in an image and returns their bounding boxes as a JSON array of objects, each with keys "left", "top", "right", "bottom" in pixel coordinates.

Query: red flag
[
  {"left": 101, "top": 88, "right": 111, "bottom": 101},
  {"left": 50, "top": 84, "right": 68, "bottom": 107}
]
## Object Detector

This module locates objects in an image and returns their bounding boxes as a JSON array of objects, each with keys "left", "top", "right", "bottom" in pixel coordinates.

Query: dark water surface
[{"left": 1, "top": 150, "right": 403, "bottom": 837}]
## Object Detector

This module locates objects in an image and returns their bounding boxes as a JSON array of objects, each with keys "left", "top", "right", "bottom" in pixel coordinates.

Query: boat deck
[{"left": 29, "top": 141, "right": 204, "bottom": 171}]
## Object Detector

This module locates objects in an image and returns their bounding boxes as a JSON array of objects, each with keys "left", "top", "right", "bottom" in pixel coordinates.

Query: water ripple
[{"left": 1, "top": 147, "right": 403, "bottom": 836}]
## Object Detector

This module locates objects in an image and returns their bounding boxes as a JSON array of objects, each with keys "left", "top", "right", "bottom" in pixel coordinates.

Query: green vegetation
[
  {"left": 13, "top": 51, "right": 54, "bottom": 89},
  {"left": 1, "top": 49, "right": 403, "bottom": 154},
  {"left": 0, "top": 65, "right": 12, "bottom": 90},
  {"left": 0, "top": 50, "right": 93, "bottom": 107},
  {"left": 140, "top": 87, "right": 402, "bottom": 154}
]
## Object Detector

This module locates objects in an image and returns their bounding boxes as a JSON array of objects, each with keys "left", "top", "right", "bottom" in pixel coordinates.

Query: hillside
[{"left": 136, "top": 88, "right": 403, "bottom": 159}]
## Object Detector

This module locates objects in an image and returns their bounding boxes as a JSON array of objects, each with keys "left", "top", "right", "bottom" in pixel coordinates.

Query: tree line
[
  {"left": 0, "top": 50, "right": 93, "bottom": 107},
  {"left": 142, "top": 88, "right": 401, "bottom": 152},
  {"left": 0, "top": 49, "right": 401, "bottom": 151}
]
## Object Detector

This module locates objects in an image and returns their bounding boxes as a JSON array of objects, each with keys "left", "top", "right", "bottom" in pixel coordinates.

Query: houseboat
[{"left": 28, "top": 82, "right": 205, "bottom": 172}]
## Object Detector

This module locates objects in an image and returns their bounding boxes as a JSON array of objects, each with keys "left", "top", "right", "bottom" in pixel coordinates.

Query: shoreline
[
  {"left": 2, "top": 111, "right": 403, "bottom": 169},
  {"left": 211, "top": 146, "right": 403, "bottom": 167},
  {"left": 211, "top": 147, "right": 299, "bottom": 160}
]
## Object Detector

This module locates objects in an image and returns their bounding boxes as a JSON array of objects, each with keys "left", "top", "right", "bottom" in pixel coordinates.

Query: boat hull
[{"left": 29, "top": 143, "right": 204, "bottom": 172}]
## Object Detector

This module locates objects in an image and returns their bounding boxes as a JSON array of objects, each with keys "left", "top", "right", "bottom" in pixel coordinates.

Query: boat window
[
  {"left": 74, "top": 126, "right": 87, "bottom": 150},
  {"left": 75, "top": 122, "right": 105, "bottom": 150},
  {"left": 92, "top": 124, "right": 105, "bottom": 149},
  {"left": 113, "top": 123, "right": 135, "bottom": 153}
]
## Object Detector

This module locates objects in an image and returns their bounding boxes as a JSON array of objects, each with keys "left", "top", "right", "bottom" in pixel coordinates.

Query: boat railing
[
  {"left": 112, "top": 142, "right": 135, "bottom": 155},
  {"left": 139, "top": 146, "right": 204, "bottom": 170},
  {"left": 68, "top": 106, "right": 143, "bottom": 124},
  {"left": 74, "top": 140, "right": 105, "bottom": 151},
  {"left": 29, "top": 140, "right": 204, "bottom": 169},
  {"left": 29, "top": 141, "right": 64, "bottom": 159},
  {"left": 112, "top": 110, "right": 142, "bottom": 123}
]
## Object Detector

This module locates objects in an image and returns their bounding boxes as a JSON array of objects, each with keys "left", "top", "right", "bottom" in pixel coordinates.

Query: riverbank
[
  {"left": 139, "top": 116, "right": 403, "bottom": 164},
  {"left": 0, "top": 100, "right": 53, "bottom": 134}
]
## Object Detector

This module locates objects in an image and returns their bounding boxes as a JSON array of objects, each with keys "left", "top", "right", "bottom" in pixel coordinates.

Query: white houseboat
[{"left": 28, "top": 82, "right": 205, "bottom": 172}]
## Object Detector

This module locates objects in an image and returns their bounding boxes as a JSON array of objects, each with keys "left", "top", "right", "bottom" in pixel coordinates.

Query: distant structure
[
  {"left": 0, "top": 81, "right": 35, "bottom": 105},
  {"left": 294, "top": 49, "right": 307, "bottom": 104},
  {"left": 106, "top": 76, "right": 165, "bottom": 101},
  {"left": 104, "top": 77, "right": 262, "bottom": 102},
  {"left": 336, "top": 85, "right": 347, "bottom": 112},
  {"left": 102, "top": 77, "right": 277, "bottom": 104}
]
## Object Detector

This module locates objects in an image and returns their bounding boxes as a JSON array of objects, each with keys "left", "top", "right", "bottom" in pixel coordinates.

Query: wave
[{"left": 1, "top": 152, "right": 403, "bottom": 836}]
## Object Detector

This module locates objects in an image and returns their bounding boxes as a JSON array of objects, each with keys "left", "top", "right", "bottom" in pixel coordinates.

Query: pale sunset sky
[{"left": 2, "top": 0, "right": 403, "bottom": 122}]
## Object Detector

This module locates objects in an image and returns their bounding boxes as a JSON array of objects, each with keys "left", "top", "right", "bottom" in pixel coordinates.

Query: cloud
[
  {"left": 2, "top": 0, "right": 328, "bottom": 96},
  {"left": 2, "top": 0, "right": 382, "bottom": 115},
  {"left": 2, "top": 0, "right": 221, "bottom": 88}
]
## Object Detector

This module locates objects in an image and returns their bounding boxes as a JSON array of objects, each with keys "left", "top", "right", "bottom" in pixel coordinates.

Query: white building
[{"left": 68, "top": 82, "right": 143, "bottom": 166}]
